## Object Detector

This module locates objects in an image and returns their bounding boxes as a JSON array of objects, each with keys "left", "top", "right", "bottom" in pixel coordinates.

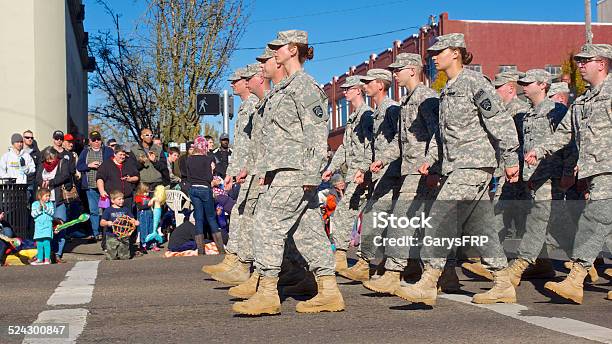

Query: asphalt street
[{"left": 1, "top": 242, "right": 611, "bottom": 344}]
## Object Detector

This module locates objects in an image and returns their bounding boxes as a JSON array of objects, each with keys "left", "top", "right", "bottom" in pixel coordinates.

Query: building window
[
  {"left": 545, "top": 65, "right": 561, "bottom": 76},
  {"left": 399, "top": 86, "right": 408, "bottom": 97},
  {"left": 426, "top": 57, "right": 437, "bottom": 83},
  {"left": 499, "top": 65, "right": 517, "bottom": 73},
  {"left": 465, "top": 64, "right": 482, "bottom": 73},
  {"left": 328, "top": 103, "right": 333, "bottom": 129},
  {"left": 336, "top": 98, "right": 348, "bottom": 127},
  {"left": 365, "top": 95, "right": 371, "bottom": 107}
]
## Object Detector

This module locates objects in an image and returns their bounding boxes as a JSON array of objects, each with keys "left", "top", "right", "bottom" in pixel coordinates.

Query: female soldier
[
  {"left": 394, "top": 33, "right": 521, "bottom": 305},
  {"left": 232, "top": 30, "right": 344, "bottom": 315}
]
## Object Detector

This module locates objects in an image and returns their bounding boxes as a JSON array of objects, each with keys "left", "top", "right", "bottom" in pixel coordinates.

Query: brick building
[{"left": 325, "top": 12, "right": 612, "bottom": 150}]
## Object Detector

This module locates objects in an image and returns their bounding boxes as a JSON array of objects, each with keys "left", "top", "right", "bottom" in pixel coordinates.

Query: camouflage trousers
[
  {"left": 105, "top": 235, "right": 130, "bottom": 260},
  {"left": 572, "top": 173, "right": 612, "bottom": 268},
  {"left": 330, "top": 179, "right": 369, "bottom": 251},
  {"left": 252, "top": 171, "right": 335, "bottom": 278},
  {"left": 422, "top": 168, "right": 508, "bottom": 271},
  {"left": 359, "top": 173, "right": 433, "bottom": 272},
  {"left": 225, "top": 175, "right": 260, "bottom": 263},
  {"left": 515, "top": 178, "right": 555, "bottom": 263}
]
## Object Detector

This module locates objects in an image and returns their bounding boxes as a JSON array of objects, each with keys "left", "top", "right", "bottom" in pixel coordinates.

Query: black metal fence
[{"left": 0, "top": 178, "right": 31, "bottom": 238}]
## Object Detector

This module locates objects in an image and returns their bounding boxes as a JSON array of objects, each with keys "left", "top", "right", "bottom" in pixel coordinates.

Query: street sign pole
[{"left": 223, "top": 90, "right": 229, "bottom": 135}]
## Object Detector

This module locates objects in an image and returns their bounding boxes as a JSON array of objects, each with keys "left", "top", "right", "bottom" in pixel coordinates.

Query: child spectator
[
  {"left": 134, "top": 183, "right": 155, "bottom": 253},
  {"left": 31, "top": 188, "right": 54, "bottom": 265},
  {"left": 100, "top": 191, "right": 139, "bottom": 260},
  {"left": 318, "top": 174, "right": 346, "bottom": 250}
]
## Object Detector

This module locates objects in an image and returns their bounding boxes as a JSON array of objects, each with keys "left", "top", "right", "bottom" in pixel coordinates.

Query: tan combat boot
[
  {"left": 211, "top": 260, "right": 250, "bottom": 285},
  {"left": 363, "top": 271, "right": 401, "bottom": 295},
  {"left": 438, "top": 265, "right": 460, "bottom": 293},
  {"left": 394, "top": 266, "right": 441, "bottom": 306},
  {"left": 605, "top": 268, "right": 612, "bottom": 279},
  {"left": 232, "top": 276, "right": 281, "bottom": 315},
  {"left": 282, "top": 272, "right": 317, "bottom": 297},
  {"left": 295, "top": 275, "right": 345, "bottom": 313},
  {"left": 201, "top": 252, "right": 238, "bottom": 275},
  {"left": 338, "top": 258, "right": 370, "bottom": 282},
  {"left": 403, "top": 259, "right": 422, "bottom": 281},
  {"left": 607, "top": 291, "right": 611, "bottom": 301},
  {"left": 228, "top": 272, "right": 260, "bottom": 299},
  {"left": 522, "top": 258, "right": 555, "bottom": 279},
  {"left": 461, "top": 258, "right": 493, "bottom": 281},
  {"left": 472, "top": 269, "right": 517, "bottom": 304},
  {"left": 544, "top": 262, "right": 588, "bottom": 304},
  {"left": 506, "top": 258, "right": 530, "bottom": 287},
  {"left": 334, "top": 250, "right": 348, "bottom": 272},
  {"left": 563, "top": 261, "right": 599, "bottom": 282}
]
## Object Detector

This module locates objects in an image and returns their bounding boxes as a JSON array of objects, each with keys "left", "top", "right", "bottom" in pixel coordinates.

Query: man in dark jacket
[
  {"left": 212, "top": 133, "right": 232, "bottom": 178},
  {"left": 131, "top": 129, "right": 169, "bottom": 188}
]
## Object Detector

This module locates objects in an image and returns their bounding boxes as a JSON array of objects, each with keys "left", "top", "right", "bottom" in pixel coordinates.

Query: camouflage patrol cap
[
  {"left": 359, "top": 68, "right": 392, "bottom": 82},
  {"left": 340, "top": 76, "right": 364, "bottom": 89},
  {"left": 574, "top": 43, "right": 612, "bottom": 60},
  {"left": 388, "top": 53, "right": 423, "bottom": 69},
  {"left": 228, "top": 68, "right": 245, "bottom": 81},
  {"left": 547, "top": 82, "right": 570, "bottom": 97},
  {"left": 256, "top": 47, "right": 275, "bottom": 62},
  {"left": 518, "top": 69, "right": 552, "bottom": 85},
  {"left": 492, "top": 71, "right": 526, "bottom": 87},
  {"left": 268, "top": 30, "right": 308, "bottom": 48},
  {"left": 427, "top": 33, "right": 466, "bottom": 52},
  {"left": 241, "top": 63, "right": 260, "bottom": 78}
]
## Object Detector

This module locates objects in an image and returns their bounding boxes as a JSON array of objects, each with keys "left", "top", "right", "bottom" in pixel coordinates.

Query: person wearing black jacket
[
  {"left": 212, "top": 133, "right": 232, "bottom": 178},
  {"left": 0, "top": 209, "right": 15, "bottom": 266},
  {"left": 96, "top": 145, "right": 140, "bottom": 212},
  {"left": 23, "top": 130, "right": 41, "bottom": 203},
  {"left": 36, "top": 147, "right": 74, "bottom": 263}
]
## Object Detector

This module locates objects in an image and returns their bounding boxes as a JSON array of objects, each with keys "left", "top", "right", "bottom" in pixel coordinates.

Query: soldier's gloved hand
[
  {"left": 524, "top": 151, "right": 538, "bottom": 166},
  {"left": 353, "top": 170, "right": 365, "bottom": 185},
  {"left": 418, "top": 162, "right": 430, "bottom": 176},
  {"left": 559, "top": 175, "right": 576, "bottom": 191},
  {"left": 370, "top": 161, "right": 383, "bottom": 173},
  {"left": 426, "top": 174, "right": 440, "bottom": 189},
  {"left": 505, "top": 165, "right": 520, "bottom": 183},
  {"left": 321, "top": 170, "right": 333, "bottom": 182}
]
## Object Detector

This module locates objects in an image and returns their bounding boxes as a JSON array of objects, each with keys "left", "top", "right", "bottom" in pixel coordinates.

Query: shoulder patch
[
  {"left": 474, "top": 88, "right": 501, "bottom": 119},
  {"left": 313, "top": 105, "right": 324, "bottom": 118}
]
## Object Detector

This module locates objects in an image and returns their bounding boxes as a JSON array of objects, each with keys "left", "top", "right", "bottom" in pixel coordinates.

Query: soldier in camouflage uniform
[
  {"left": 322, "top": 75, "right": 374, "bottom": 272},
  {"left": 233, "top": 30, "right": 344, "bottom": 315},
  {"left": 209, "top": 63, "right": 267, "bottom": 286},
  {"left": 462, "top": 71, "right": 531, "bottom": 280},
  {"left": 395, "top": 33, "right": 520, "bottom": 306},
  {"left": 337, "top": 69, "right": 402, "bottom": 282},
  {"left": 503, "top": 69, "right": 574, "bottom": 287},
  {"left": 361, "top": 53, "right": 440, "bottom": 295},
  {"left": 202, "top": 65, "right": 260, "bottom": 283},
  {"left": 548, "top": 82, "right": 571, "bottom": 107},
  {"left": 524, "top": 43, "right": 612, "bottom": 304}
]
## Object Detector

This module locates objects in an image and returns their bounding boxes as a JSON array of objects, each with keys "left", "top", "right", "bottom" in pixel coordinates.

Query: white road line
[
  {"left": 22, "top": 308, "right": 88, "bottom": 344},
  {"left": 440, "top": 294, "right": 612, "bottom": 344},
  {"left": 22, "top": 261, "right": 101, "bottom": 344},
  {"left": 47, "top": 261, "right": 100, "bottom": 306}
]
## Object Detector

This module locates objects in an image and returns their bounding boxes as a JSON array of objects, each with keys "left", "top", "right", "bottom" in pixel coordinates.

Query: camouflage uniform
[
  {"left": 225, "top": 88, "right": 260, "bottom": 262},
  {"left": 422, "top": 65, "right": 520, "bottom": 271},
  {"left": 352, "top": 69, "right": 403, "bottom": 269},
  {"left": 514, "top": 70, "right": 572, "bottom": 263},
  {"left": 327, "top": 76, "right": 374, "bottom": 252},
  {"left": 251, "top": 68, "right": 335, "bottom": 278},
  {"left": 533, "top": 45, "right": 612, "bottom": 267}
]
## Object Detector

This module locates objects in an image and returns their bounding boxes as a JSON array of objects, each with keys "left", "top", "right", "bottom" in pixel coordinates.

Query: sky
[{"left": 83, "top": 0, "right": 601, "bottom": 139}]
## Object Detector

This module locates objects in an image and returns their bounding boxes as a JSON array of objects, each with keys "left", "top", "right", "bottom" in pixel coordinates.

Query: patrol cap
[
  {"left": 492, "top": 71, "right": 525, "bottom": 87},
  {"left": 256, "top": 47, "right": 275, "bottom": 62},
  {"left": 427, "top": 33, "right": 466, "bottom": 52},
  {"left": 340, "top": 76, "right": 364, "bottom": 89},
  {"left": 241, "top": 63, "right": 260, "bottom": 79},
  {"left": 574, "top": 43, "right": 612, "bottom": 60},
  {"left": 388, "top": 53, "right": 423, "bottom": 70},
  {"left": 547, "top": 82, "right": 570, "bottom": 97},
  {"left": 359, "top": 68, "right": 392, "bottom": 82},
  {"left": 518, "top": 69, "right": 552, "bottom": 85},
  {"left": 268, "top": 30, "right": 308, "bottom": 48},
  {"left": 228, "top": 68, "right": 245, "bottom": 81}
]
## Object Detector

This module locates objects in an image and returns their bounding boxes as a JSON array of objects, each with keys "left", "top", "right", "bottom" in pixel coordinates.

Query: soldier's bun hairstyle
[
  {"left": 290, "top": 43, "right": 314, "bottom": 63},
  {"left": 458, "top": 48, "right": 473, "bottom": 65}
]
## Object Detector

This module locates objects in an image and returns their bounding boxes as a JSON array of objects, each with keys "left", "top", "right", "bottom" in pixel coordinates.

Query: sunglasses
[
  {"left": 575, "top": 58, "right": 603, "bottom": 65},
  {"left": 91, "top": 138, "right": 101, "bottom": 142},
  {"left": 53, "top": 137, "right": 64, "bottom": 141},
  {"left": 23, "top": 136, "right": 34, "bottom": 139},
  {"left": 143, "top": 134, "right": 154, "bottom": 137}
]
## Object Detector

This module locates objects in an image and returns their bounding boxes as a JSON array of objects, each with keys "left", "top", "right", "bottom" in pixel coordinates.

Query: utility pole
[{"left": 585, "top": 0, "right": 593, "bottom": 43}]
